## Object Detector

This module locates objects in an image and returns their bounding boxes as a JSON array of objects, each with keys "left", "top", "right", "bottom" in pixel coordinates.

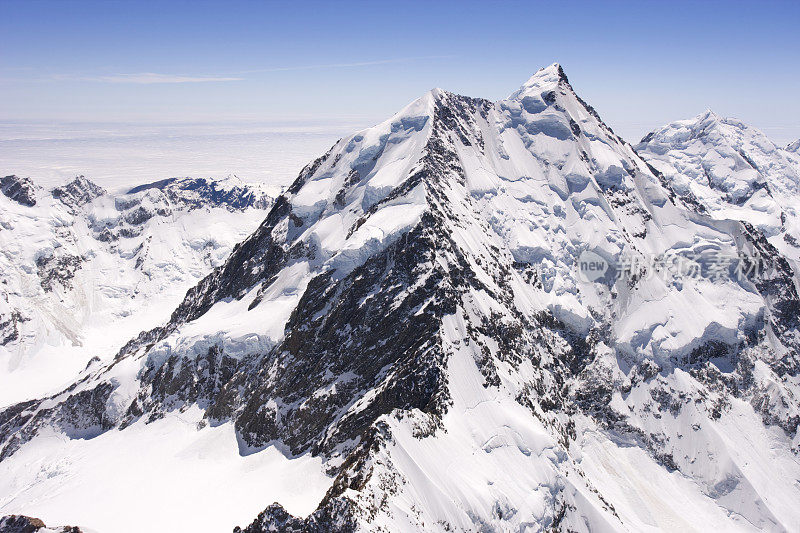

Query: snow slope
[
  {"left": 637, "top": 110, "right": 800, "bottom": 266},
  {"left": 0, "top": 408, "right": 328, "bottom": 533},
  {"left": 0, "top": 175, "right": 273, "bottom": 406},
  {"left": 2, "top": 65, "right": 800, "bottom": 532}
]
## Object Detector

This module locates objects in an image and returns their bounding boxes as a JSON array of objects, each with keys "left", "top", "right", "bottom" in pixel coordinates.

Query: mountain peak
[
  {"left": 531, "top": 61, "right": 565, "bottom": 80},
  {"left": 787, "top": 139, "right": 800, "bottom": 152},
  {"left": 639, "top": 110, "right": 756, "bottom": 149},
  {"left": 0, "top": 175, "right": 38, "bottom": 207},
  {"left": 638, "top": 109, "right": 800, "bottom": 230},
  {"left": 509, "top": 62, "right": 568, "bottom": 100},
  {"left": 51, "top": 175, "right": 106, "bottom": 208},
  {"left": 697, "top": 108, "right": 721, "bottom": 123},
  {"left": 124, "top": 176, "right": 273, "bottom": 211},
  {"left": 698, "top": 109, "right": 750, "bottom": 130}
]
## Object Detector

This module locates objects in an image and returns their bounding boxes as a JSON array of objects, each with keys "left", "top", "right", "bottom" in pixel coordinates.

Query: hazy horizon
[
  {"left": 0, "top": 119, "right": 366, "bottom": 189},
  {"left": 2, "top": 0, "right": 799, "bottom": 147}
]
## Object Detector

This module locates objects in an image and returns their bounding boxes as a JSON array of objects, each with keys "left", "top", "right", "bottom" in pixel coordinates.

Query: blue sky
[{"left": 2, "top": 0, "right": 799, "bottom": 143}]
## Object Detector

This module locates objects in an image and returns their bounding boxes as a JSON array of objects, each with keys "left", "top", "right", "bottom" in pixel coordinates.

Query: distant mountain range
[{"left": 0, "top": 174, "right": 273, "bottom": 405}]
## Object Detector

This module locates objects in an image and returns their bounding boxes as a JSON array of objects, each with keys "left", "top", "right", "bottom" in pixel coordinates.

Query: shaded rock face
[
  {"left": 233, "top": 219, "right": 453, "bottom": 456},
  {"left": 0, "top": 176, "right": 36, "bottom": 207},
  {"left": 3, "top": 65, "right": 800, "bottom": 532},
  {"left": 738, "top": 223, "right": 800, "bottom": 374},
  {"left": 0, "top": 515, "right": 82, "bottom": 533},
  {"left": 0, "top": 516, "right": 45, "bottom": 533},
  {"left": 51, "top": 176, "right": 106, "bottom": 209},
  {"left": 89, "top": 177, "right": 274, "bottom": 242},
  {"left": 637, "top": 111, "right": 800, "bottom": 443},
  {"left": 127, "top": 177, "right": 272, "bottom": 211},
  {"left": 233, "top": 501, "right": 357, "bottom": 533},
  {"left": 0, "top": 310, "right": 26, "bottom": 346},
  {"left": 35, "top": 254, "right": 84, "bottom": 293}
]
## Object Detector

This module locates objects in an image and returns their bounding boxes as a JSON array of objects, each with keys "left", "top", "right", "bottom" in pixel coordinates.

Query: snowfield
[
  {"left": 0, "top": 175, "right": 274, "bottom": 406},
  {"left": 0, "top": 409, "right": 329, "bottom": 533}
]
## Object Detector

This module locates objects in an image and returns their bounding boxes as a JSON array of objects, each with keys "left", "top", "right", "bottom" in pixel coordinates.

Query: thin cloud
[
  {"left": 8, "top": 56, "right": 453, "bottom": 85},
  {"left": 71, "top": 73, "right": 244, "bottom": 84},
  {"left": 236, "top": 55, "right": 455, "bottom": 74}
]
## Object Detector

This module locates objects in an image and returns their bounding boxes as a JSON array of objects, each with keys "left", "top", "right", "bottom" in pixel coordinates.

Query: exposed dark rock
[
  {"left": 0, "top": 176, "right": 37, "bottom": 207},
  {"left": 234, "top": 500, "right": 357, "bottom": 533},
  {"left": 738, "top": 222, "right": 800, "bottom": 376},
  {"left": 126, "top": 177, "right": 272, "bottom": 211},
  {"left": 0, "top": 515, "right": 45, "bottom": 533},
  {"left": 35, "top": 254, "right": 84, "bottom": 293},
  {"left": 0, "top": 310, "right": 27, "bottom": 346},
  {"left": 0, "top": 514, "right": 82, "bottom": 533},
  {"left": 51, "top": 176, "right": 106, "bottom": 209}
]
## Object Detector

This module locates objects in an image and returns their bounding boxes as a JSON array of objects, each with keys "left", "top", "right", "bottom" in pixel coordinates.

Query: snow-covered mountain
[
  {"left": 0, "top": 175, "right": 275, "bottom": 406},
  {"left": 637, "top": 110, "right": 800, "bottom": 265},
  {"left": 1, "top": 65, "right": 800, "bottom": 532}
]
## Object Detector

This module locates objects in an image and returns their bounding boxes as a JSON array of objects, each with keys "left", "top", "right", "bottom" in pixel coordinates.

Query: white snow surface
[
  {"left": 0, "top": 408, "right": 329, "bottom": 533},
  {"left": 0, "top": 175, "right": 273, "bottom": 406},
  {"left": 637, "top": 110, "right": 800, "bottom": 265},
  {"left": 344, "top": 313, "right": 800, "bottom": 531}
]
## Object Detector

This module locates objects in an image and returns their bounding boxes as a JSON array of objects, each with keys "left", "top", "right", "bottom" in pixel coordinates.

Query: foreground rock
[{"left": 0, "top": 515, "right": 82, "bottom": 533}]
